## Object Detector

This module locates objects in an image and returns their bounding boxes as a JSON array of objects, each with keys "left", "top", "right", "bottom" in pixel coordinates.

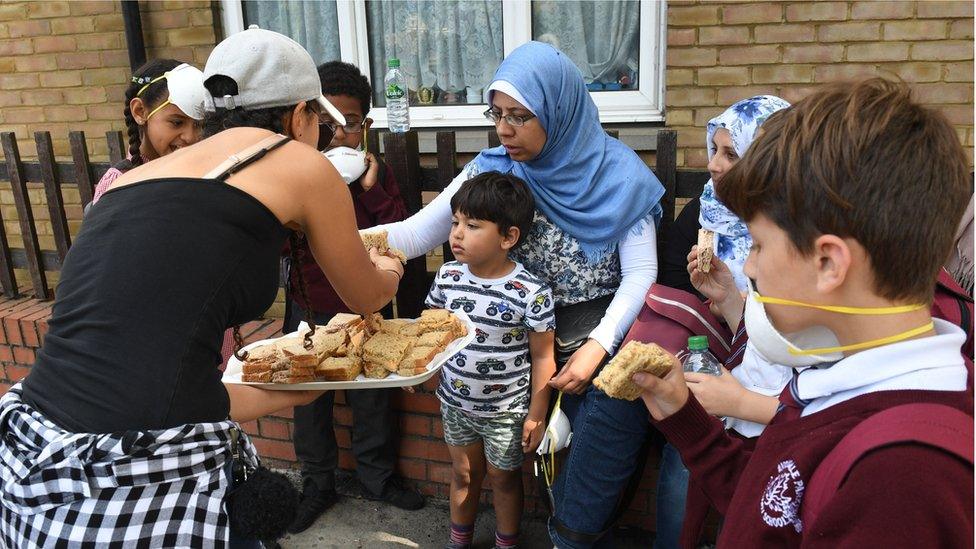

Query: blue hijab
[{"left": 474, "top": 41, "right": 664, "bottom": 263}]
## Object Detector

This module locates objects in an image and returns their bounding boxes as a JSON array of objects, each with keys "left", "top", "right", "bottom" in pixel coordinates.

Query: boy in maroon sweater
[
  {"left": 287, "top": 62, "right": 419, "bottom": 535},
  {"left": 633, "top": 79, "right": 973, "bottom": 547}
]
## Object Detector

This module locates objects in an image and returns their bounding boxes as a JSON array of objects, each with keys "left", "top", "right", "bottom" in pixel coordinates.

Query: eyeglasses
[
  {"left": 319, "top": 119, "right": 366, "bottom": 134},
  {"left": 483, "top": 108, "right": 536, "bottom": 127}
]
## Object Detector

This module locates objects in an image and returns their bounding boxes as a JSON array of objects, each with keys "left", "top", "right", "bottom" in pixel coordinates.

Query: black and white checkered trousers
[{"left": 0, "top": 384, "right": 259, "bottom": 548}]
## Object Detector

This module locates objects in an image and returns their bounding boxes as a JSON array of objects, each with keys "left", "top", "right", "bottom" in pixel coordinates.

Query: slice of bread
[
  {"left": 697, "top": 229, "right": 715, "bottom": 273},
  {"left": 363, "top": 332, "right": 413, "bottom": 371},
  {"left": 326, "top": 313, "right": 362, "bottom": 329},
  {"left": 592, "top": 341, "right": 674, "bottom": 401},
  {"left": 317, "top": 356, "right": 363, "bottom": 381},
  {"left": 360, "top": 229, "right": 407, "bottom": 264},
  {"left": 363, "top": 361, "right": 390, "bottom": 379},
  {"left": 379, "top": 318, "right": 411, "bottom": 335},
  {"left": 417, "top": 330, "right": 454, "bottom": 349},
  {"left": 310, "top": 329, "right": 349, "bottom": 360},
  {"left": 398, "top": 345, "right": 439, "bottom": 373},
  {"left": 242, "top": 370, "right": 273, "bottom": 383},
  {"left": 398, "top": 322, "right": 427, "bottom": 337},
  {"left": 271, "top": 371, "right": 316, "bottom": 384},
  {"left": 242, "top": 358, "right": 275, "bottom": 374},
  {"left": 288, "top": 365, "right": 316, "bottom": 378}
]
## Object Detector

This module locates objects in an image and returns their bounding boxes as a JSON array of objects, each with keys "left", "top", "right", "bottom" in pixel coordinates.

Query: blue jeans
[
  {"left": 652, "top": 443, "right": 690, "bottom": 549},
  {"left": 547, "top": 387, "right": 651, "bottom": 549}
]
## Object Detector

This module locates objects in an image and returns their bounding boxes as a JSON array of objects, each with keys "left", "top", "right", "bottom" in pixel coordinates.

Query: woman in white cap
[
  {"left": 0, "top": 27, "right": 400, "bottom": 547},
  {"left": 91, "top": 59, "right": 208, "bottom": 204}
]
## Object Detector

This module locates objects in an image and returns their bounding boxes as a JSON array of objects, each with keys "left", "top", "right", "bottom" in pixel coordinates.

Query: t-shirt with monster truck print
[{"left": 426, "top": 261, "right": 555, "bottom": 416}]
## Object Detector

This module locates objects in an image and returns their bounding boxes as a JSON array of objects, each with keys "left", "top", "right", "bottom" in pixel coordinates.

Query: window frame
[{"left": 220, "top": 0, "right": 666, "bottom": 128}]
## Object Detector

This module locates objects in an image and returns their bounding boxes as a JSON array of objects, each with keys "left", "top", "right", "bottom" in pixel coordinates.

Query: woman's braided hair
[
  {"left": 124, "top": 59, "right": 182, "bottom": 166},
  {"left": 202, "top": 75, "right": 319, "bottom": 358}
]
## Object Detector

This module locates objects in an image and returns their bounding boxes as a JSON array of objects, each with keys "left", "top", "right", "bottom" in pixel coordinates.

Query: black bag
[
  {"left": 554, "top": 294, "right": 615, "bottom": 366},
  {"left": 226, "top": 429, "right": 299, "bottom": 542}
]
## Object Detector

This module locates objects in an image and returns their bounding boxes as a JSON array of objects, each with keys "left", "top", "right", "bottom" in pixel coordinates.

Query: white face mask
[
  {"left": 142, "top": 63, "right": 207, "bottom": 121},
  {"left": 743, "top": 281, "right": 844, "bottom": 367},
  {"left": 323, "top": 146, "right": 367, "bottom": 185},
  {"left": 537, "top": 395, "right": 572, "bottom": 455}
]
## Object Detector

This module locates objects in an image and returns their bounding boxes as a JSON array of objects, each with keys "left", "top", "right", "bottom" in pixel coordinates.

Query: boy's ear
[
  {"left": 812, "top": 234, "right": 852, "bottom": 295},
  {"left": 130, "top": 97, "right": 148, "bottom": 125},
  {"left": 501, "top": 226, "right": 520, "bottom": 251}
]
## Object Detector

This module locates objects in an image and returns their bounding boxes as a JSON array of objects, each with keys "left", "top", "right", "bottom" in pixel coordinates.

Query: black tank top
[{"left": 22, "top": 178, "right": 288, "bottom": 433}]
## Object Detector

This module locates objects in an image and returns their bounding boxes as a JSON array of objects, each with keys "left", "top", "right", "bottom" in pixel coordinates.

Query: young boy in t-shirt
[
  {"left": 634, "top": 79, "right": 973, "bottom": 546},
  {"left": 426, "top": 172, "right": 556, "bottom": 549}
]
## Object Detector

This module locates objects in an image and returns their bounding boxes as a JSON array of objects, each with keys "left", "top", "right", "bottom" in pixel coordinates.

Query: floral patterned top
[{"left": 511, "top": 209, "right": 620, "bottom": 307}]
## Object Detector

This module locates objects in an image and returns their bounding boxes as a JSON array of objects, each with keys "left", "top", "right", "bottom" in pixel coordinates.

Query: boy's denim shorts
[{"left": 440, "top": 402, "right": 527, "bottom": 471}]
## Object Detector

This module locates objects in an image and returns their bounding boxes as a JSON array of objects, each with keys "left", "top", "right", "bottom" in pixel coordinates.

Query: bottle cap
[
  {"left": 388, "top": 58, "right": 400, "bottom": 68},
  {"left": 688, "top": 336, "right": 708, "bottom": 351}
]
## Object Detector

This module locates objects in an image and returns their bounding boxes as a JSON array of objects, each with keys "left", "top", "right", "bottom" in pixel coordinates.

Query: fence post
[
  {"left": 70, "top": 131, "right": 95, "bottom": 206},
  {"left": 1, "top": 133, "right": 49, "bottom": 300},
  {"left": 106, "top": 131, "right": 125, "bottom": 165},
  {"left": 383, "top": 131, "right": 426, "bottom": 318},
  {"left": 35, "top": 132, "right": 71, "bottom": 264},
  {"left": 487, "top": 129, "right": 500, "bottom": 149},
  {"left": 435, "top": 131, "right": 458, "bottom": 264}
]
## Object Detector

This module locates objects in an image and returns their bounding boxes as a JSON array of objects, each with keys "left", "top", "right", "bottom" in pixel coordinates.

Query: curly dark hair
[
  {"left": 124, "top": 59, "right": 183, "bottom": 166},
  {"left": 318, "top": 61, "right": 372, "bottom": 116},
  {"left": 202, "top": 75, "right": 319, "bottom": 353}
]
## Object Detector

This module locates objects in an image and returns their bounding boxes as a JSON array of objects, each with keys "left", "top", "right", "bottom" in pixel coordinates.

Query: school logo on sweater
[{"left": 761, "top": 459, "right": 805, "bottom": 533}]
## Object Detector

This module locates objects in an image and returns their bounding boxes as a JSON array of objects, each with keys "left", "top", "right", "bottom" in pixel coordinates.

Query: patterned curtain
[{"left": 242, "top": 1, "right": 341, "bottom": 65}]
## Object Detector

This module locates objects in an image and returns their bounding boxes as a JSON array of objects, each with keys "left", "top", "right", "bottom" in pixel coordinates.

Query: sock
[
  {"left": 450, "top": 522, "right": 474, "bottom": 546},
  {"left": 495, "top": 530, "right": 519, "bottom": 548}
]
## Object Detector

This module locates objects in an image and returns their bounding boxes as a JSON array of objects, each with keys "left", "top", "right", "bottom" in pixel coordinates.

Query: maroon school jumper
[
  {"left": 288, "top": 161, "right": 406, "bottom": 313},
  {"left": 657, "top": 390, "right": 973, "bottom": 547}
]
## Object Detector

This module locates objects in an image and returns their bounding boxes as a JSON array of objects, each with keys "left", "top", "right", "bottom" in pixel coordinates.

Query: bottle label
[{"left": 386, "top": 84, "right": 404, "bottom": 100}]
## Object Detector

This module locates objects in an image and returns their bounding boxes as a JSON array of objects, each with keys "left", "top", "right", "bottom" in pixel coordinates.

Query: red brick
[
  {"left": 428, "top": 461, "right": 453, "bottom": 485},
  {"left": 0, "top": 346, "right": 12, "bottom": 362},
  {"left": 251, "top": 437, "right": 298, "bottom": 462},
  {"left": 0, "top": 383, "right": 10, "bottom": 395},
  {"left": 241, "top": 420, "right": 260, "bottom": 436},
  {"left": 334, "top": 405, "right": 353, "bottom": 426},
  {"left": 13, "top": 347, "right": 34, "bottom": 364},
  {"left": 19, "top": 321, "right": 38, "bottom": 348},
  {"left": 397, "top": 458, "right": 427, "bottom": 481},
  {"left": 398, "top": 437, "right": 453, "bottom": 462},
  {"left": 392, "top": 391, "right": 442, "bottom": 414},
  {"left": 400, "top": 414, "right": 431, "bottom": 436},
  {"left": 259, "top": 418, "right": 292, "bottom": 441},
  {"left": 5, "top": 364, "right": 30, "bottom": 381},
  {"left": 270, "top": 406, "right": 294, "bottom": 420},
  {"left": 36, "top": 319, "right": 48, "bottom": 340},
  {"left": 432, "top": 417, "right": 444, "bottom": 438}
]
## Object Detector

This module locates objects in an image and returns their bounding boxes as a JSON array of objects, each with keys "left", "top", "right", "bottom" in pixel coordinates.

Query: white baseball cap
[{"left": 203, "top": 25, "right": 346, "bottom": 126}]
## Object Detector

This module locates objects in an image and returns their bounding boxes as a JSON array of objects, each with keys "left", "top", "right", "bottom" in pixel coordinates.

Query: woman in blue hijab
[{"left": 380, "top": 41, "right": 664, "bottom": 546}]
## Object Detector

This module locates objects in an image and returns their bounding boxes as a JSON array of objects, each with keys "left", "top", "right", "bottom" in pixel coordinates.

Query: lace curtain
[
  {"left": 532, "top": 0, "right": 640, "bottom": 90},
  {"left": 365, "top": 0, "right": 504, "bottom": 107},
  {"left": 242, "top": 1, "right": 341, "bottom": 64}
]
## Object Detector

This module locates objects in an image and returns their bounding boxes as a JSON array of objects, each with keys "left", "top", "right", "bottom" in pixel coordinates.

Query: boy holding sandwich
[{"left": 633, "top": 78, "right": 973, "bottom": 546}]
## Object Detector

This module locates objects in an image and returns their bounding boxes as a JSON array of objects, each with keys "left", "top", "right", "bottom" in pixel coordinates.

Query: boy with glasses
[{"left": 286, "top": 61, "right": 419, "bottom": 535}]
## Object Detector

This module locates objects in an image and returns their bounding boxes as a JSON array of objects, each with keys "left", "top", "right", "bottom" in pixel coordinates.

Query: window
[{"left": 222, "top": 0, "right": 665, "bottom": 128}]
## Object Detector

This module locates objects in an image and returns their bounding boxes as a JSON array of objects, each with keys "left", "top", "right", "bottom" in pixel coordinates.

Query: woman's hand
[
  {"left": 630, "top": 353, "right": 688, "bottom": 421},
  {"left": 522, "top": 416, "right": 545, "bottom": 453},
  {"left": 369, "top": 247, "right": 404, "bottom": 280},
  {"left": 684, "top": 366, "right": 745, "bottom": 418},
  {"left": 687, "top": 245, "right": 736, "bottom": 304},
  {"left": 361, "top": 152, "right": 380, "bottom": 191},
  {"left": 548, "top": 339, "right": 607, "bottom": 395},
  {"left": 687, "top": 246, "right": 745, "bottom": 329}
]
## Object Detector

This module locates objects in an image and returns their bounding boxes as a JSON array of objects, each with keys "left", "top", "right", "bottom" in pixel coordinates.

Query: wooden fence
[{"left": 0, "top": 128, "right": 702, "bottom": 314}]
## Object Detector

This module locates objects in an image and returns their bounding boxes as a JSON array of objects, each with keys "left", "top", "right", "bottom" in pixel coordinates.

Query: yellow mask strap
[
  {"left": 146, "top": 99, "right": 171, "bottom": 121},
  {"left": 136, "top": 74, "right": 167, "bottom": 97},
  {"left": 789, "top": 321, "right": 935, "bottom": 356},
  {"left": 754, "top": 293, "right": 926, "bottom": 315}
]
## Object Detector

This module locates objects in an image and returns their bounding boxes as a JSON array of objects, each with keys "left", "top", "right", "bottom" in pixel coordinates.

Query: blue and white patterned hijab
[{"left": 699, "top": 95, "right": 790, "bottom": 291}]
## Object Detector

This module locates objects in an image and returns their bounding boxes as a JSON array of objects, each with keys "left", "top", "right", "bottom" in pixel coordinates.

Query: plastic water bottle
[
  {"left": 385, "top": 58, "right": 410, "bottom": 133},
  {"left": 681, "top": 336, "right": 722, "bottom": 376}
]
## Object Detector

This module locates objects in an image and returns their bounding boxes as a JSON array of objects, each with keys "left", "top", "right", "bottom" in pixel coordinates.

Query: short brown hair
[{"left": 718, "top": 78, "right": 971, "bottom": 303}]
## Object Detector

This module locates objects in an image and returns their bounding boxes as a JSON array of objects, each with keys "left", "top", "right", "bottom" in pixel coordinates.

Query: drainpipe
[{"left": 121, "top": 0, "right": 147, "bottom": 72}]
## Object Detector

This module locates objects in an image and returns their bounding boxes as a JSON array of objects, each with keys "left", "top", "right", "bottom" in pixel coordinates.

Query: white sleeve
[
  {"left": 374, "top": 163, "right": 474, "bottom": 260},
  {"left": 587, "top": 216, "right": 658, "bottom": 354}
]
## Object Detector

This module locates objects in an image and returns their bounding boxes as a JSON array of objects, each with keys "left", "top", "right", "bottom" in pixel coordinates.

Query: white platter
[{"left": 222, "top": 312, "right": 475, "bottom": 390}]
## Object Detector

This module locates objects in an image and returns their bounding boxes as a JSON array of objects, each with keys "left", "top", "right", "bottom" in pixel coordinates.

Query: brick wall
[
  {"left": 666, "top": 0, "right": 974, "bottom": 168},
  {"left": 0, "top": 0, "right": 217, "bottom": 160}
]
